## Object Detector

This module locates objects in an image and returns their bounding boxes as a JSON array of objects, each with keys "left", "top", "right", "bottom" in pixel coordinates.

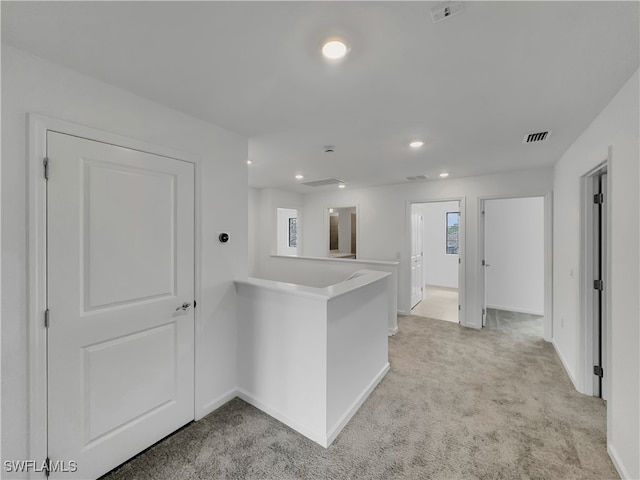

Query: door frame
[
  {"left": 324, "top": 203, "right": 359, "bottom": 257},
  {"left": 27, "top": 114, "right": 201, "bottom": 475},
  {"left": 579, "top": 158, "right": 611, "bottom": 397},
  {"left": 406, "top": 197, "right": 466, "bottom": 325},
  {"left": 478, "top": 192, "right": 553, "bottom": 341}
]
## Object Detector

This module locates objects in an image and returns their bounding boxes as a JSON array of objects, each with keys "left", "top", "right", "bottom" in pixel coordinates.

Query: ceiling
[{"left": 3, "top": 1, "right": 638, "bottom": 193}]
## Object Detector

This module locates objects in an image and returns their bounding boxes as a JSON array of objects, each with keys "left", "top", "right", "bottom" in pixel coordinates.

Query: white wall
[
  {"left": 252, "top": 187, "right": 303, "bottom": 264},
  {"left": 419, "top": 201, "right": 459, "bottom": 289},
  {"left": 1, "top": 45, "right": 248, "bottom": 468},
  {"left": 295, "top": 169, "right": 553, "bottom": 326},
  {"left": 248, "top": 188, "right": 259, "bottom": 277},
  {"left": 236, "top": 271, "right": 389, "bottom": 447},
  {"left": 553, "top": 69, "right": 639, "bottom": 479},
  {"left": 276, "top": 208, "right": 298, "bottom": 256},
  {"left": 485, "top": 197, "right": 544, "bottom": 315}
]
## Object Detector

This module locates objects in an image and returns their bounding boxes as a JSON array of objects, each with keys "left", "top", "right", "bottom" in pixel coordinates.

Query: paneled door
[{"left": 46, "top": 132, "right": 195, "bottom": 479}]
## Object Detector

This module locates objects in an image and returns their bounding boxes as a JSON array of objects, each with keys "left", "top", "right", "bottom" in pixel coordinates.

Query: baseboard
[
  {"left": 486, "top": 304, "right": 544, "bottom": 316},
  {"left": 196, "top": 387, "right": 238, "bottom": 420},
  {"left": 388, "top": 326, "right": 399, "bottom": 336},
  {"left": 551, "top": 339, "right": 578, "bottom": 391},
  {"left": 608, "top": 443, "right": 632, "bottom": 479},
  {"left": 397, "top": 309, "right": 411, "bottom": 315},
  {"left": 326, "top": 362, "right": 390, "bottom": 446},
  {"left": 236, "top": 388, "right": 327, "bottom": 447}
]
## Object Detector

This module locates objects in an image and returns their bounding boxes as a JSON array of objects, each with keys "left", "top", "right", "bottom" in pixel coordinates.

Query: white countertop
[{"left": 235, "top": 269, "right": 391, "bottom": 301}]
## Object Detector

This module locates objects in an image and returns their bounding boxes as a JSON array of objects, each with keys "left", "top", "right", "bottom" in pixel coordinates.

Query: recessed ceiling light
[
  {"left": 246, "top": 160, "right": 252, "bottom": 165},
  {"left": 295, "top": 174, "right": 304, "bottom": 180},
  {"left": 439, "top": 172, "right": 450, "bottom": 178},
  {"left": 409, "top": 141, "right": 424, "bottom": 148},
  {"left": 322, "top": 40, "right": 348, "bottom": 60},
  {"left": 338, "top": 184, "right": 346, "bottom": 189}
]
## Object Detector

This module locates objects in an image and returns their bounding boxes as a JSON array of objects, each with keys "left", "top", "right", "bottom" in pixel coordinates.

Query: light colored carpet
[
  {"left": 485, "top": 307, "right": 544, "bottom": 337},
  {"left": 103, "top": 315, "right": 616, "bottom": 480},
  {"left": 411, "top": 285, "right": 459, "bottom": 323}
]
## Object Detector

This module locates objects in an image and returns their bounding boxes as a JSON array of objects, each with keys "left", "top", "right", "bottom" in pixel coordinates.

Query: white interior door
[
  {"left": 47, "top": 132, "right": 195, "bottom": 479},
  {"left": 411, "top": 209, "right": 424, "bottom": 308},
  {"left": 593, "top": 172, "right": 608, "bottom": 400}
]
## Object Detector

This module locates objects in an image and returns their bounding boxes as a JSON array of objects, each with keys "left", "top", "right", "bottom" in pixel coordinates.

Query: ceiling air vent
[
  {"left": 301, "top": 178, "right": 345, "bottom": 187},
  {"left": 406, "top": 175, "right": 428, "bottom": 182},
  {"left": 523, "top": 131, "right": 551, "bottom": 144}
]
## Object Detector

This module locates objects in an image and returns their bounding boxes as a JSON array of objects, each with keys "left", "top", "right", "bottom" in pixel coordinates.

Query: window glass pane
[
  {"left": 446, "top": 212, "right": 459, "bottom": 255},
  {"left": 288, "top": 218, "right": 297, "bottom": 247}
]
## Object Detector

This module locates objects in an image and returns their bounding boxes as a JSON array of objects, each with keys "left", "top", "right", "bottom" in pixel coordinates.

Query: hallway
[
  {"left": 411, "top": 285, "right": 459, "bottom": 323},
  {"left": 103, "top": 315, "right": 615, "bottom": 479}
]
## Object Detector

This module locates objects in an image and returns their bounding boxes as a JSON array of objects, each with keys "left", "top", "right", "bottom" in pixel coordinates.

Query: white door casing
[
  {"left": 47, "top": 132, "right": 195, "bottom": 479},
  {"left": 411, "top": 209, "right": 424, "bottom": 309}
]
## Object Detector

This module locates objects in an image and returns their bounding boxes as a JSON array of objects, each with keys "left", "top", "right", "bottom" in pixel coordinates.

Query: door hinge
[
  {"left": 193, "top": 300, "right": 197, "bottom": 309},
  {"left": 44, "top": 457, "right": 51, "bottom": 477},
  {"left": 593, "top": 279, "right": 604, "bottom": 291},
  {"left": 458, "top": 258, "right": 461, "bottom": 264},
  {"left": 593, "top": 193, "right": 604, "bottom": 204},
  {"left": 458, "top": 305, "right": 461, "bottom": 311},
  {"left": 481, "top": 259, "right": 485, "bottom": 266},
  {"left": 44, "top": 309, "right": 50, "bottom": 328},
  {"left": 44, "top": 157, "right": 50, "bottom": 180},
  {"left": 482, "top": 308, "right": 486, "bottom": 315},
  {"left": 593, "top": 365, "right": 604, "bottom": 378}
]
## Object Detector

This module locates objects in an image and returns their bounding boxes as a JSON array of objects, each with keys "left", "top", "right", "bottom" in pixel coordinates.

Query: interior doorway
[
  {"left": 582, "top": 163, "right": 609, "bottom": 400},
  {"left": 410, "top": 201, "right": 461, "bottom": 323},
  {"left": 326, "top": 206, "right": 357, "bottom": 259},
  {"left": 480, "top": 196, "right": 545, "bottom": 336}
]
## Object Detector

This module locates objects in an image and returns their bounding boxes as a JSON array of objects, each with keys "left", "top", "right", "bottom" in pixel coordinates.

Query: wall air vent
[
  {"left": 406, "top": 175, "right": 428, "bottom": 181},
  {"left": 301, "top": 178, "right": 346, "bottom": 187},
  {"left": 523, "top": 131, "right": 551, "bottom": 143}
]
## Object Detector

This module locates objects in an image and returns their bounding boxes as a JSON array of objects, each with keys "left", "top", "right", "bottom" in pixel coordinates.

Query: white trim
[
  {"left": 578, "top": 160, "right": 609, "bottom": 397},
  {"left": 270, "top": 254, "right": 399, "bottom": 267},
  {"left": 478, "top": 192, "right": 553, "bottom": 340},
  {"left": 238, "top": 363, "right": 390, "bottom": 449},
  {"left": 27, "top": 115, "right": 49, "bottom": 475},
  {"left": 607, "top": 443, "right": 631, "bottom": 480},
  {"left": 326, "top": 363, "right": 390, "bottom": 446},
  {"left": 388, "top": 326, "right": 399, "bottom": 336},
  {"left": 406, "top": 197, "right": 466, "bottom": 326},
  {"left": 27, "top": 114, "right": 200, "bottom": 473},
  {"left": 196, "top": 388, "right": 238, "bottom": 421},
  {"left": 236, "top": 389, "right": 327, "bottom": 447},
  {"left": 552, "top": 339, "right": 578, "bottom": 390}
]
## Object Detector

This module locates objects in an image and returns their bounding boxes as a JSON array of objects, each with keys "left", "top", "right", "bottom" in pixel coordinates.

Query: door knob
[{"left": 176, "top": 302, "right": 192, "bottom": 311}]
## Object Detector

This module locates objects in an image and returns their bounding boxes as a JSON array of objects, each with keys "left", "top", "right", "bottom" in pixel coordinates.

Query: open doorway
[
  {"left": 326, "top": 206, "right": 357, "bottom": 259},
  {"left": 480, "top": 196, "right": 545, "bottom": 337},
  {"left": 410, "top": 201, "right": 460, "bottom": 323}
]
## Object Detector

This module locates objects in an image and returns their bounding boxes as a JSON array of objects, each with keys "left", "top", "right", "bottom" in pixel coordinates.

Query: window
[
  {"left": 288, "top": 218, "right": 297, "bottom": 248},
  {"left": 446, "top": 212, "right": 459, "bottom": 255}
]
